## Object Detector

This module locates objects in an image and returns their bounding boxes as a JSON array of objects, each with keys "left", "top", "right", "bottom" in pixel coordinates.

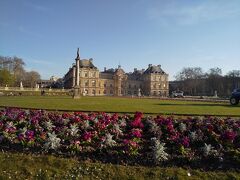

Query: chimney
[
  {"left": 148, "top": 64, "right": 152, "bottom": 68},
  {"left": 104, "top": 67, "right": 107, "bottom": 72},
  {"left": 158, "top": 65, "right": 161, "bottom": 68},
  {"left": 134, "top": 68, "right": 137, "bottom": 72},
  {"left": 89, "top": 58, "right": 93, "bottom": 62}
]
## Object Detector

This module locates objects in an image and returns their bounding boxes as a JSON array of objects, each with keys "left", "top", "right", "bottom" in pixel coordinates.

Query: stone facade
[{"left": 64, "top": 50, "right": 169, "bottom": 97}]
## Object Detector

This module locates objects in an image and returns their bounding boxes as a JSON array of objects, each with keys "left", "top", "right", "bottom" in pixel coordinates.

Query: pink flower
[
  {"left": 82, "top": 132, "right": 92, "bottom": 141},
  {"left": 181, "top": 136, "right": 190, "bottom": 148},
  {"left": 25, "top": 130, "right": 35, "bottom": 141},
  {"left": 223, "top": 130, "right": 237, "bottom": 142},
  {"left": 131, "top": 129, "right": 142, "bottom": 138},
  {"left": 131, "top": 112, "right": 144, "bottom": 128}
]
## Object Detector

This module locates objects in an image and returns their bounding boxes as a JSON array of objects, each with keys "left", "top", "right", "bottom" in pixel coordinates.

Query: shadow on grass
[{"left": 155, "top": 103, "right": 239, "bottom": 108}]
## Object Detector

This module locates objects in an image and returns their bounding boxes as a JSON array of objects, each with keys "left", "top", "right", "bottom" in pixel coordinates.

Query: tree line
[
  {"left": 0, "top": 55, "right": 41, "bottom": 87},
  {"left": 171, "top": 67, "right": 240, "bottom": 97}
]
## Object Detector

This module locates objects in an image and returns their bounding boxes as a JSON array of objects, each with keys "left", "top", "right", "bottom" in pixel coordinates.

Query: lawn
[
  {"left": 0, "top": 152, "right": 239, "bottom": 179},
  {"left": 0, "top": 96, "right": 239, "bottom": 116}
]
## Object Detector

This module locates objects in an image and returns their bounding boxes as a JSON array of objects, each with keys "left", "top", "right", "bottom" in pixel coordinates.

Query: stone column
[
  {"left": 76, "top": 60, "right": 80, "bottom": 86},
  {"left": 72, "top": 65, "right": 76, "bottom": 87},
  {"left": 73, "top": 48, "right": 81, "bottom": 99}
]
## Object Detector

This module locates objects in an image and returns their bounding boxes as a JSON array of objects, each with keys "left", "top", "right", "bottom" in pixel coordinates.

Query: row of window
[
  {"left": 152, "top": 91, "right": 167, "bottom": 96},
  {"left": 81, "top": 71, "right": 98, "bottom": 78},
  {"left": 83, "top": 89, "right": 114, "bottom": 95},
  {"left": 151, "top": 75, "right": 167, "bottom": 81},
  {"left": 82, "top": 80, "right": 114, "bottom": 87},
  {"left": 152, "top": 83, "right": 167, "bottom": 89}
]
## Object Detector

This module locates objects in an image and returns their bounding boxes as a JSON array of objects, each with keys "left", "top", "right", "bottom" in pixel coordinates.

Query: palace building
[{"left": 64, "top": 49, "right": 169, "bottom": 97}]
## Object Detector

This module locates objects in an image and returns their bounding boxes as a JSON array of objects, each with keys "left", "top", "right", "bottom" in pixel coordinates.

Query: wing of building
[{"left": 64, "top": 50, "right": 169, "bottom": 97}]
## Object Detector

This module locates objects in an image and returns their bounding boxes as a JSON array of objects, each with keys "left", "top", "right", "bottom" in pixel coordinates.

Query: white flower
[
  {"left": 69, "top": 124, "right": 79, "bottom": 136},
  {"left": 44, "top": 132, "right": 61, "bottom": 150},
  {"left": 151, "top": 137, "right": 168, "bottom": 164},
  {"left": 62, "top": 118, "right": 70, "bottom": 125},
  {"left": 82, "top": 120, "right": 90, "bottom": 129},
  {"left": 44, "top": 121, "right": 55, "bottom": 131},
  {"left": 113, "top": 124, "right": 123, "bottom": 135},
  {"left": 179, "top": 123, "right": 187, "bottom": 132},
  {"left": 203, "top": 143, "right": 213, "bottom": 156},
  {"left": 101, "top": 133, "right": 116, "bottom": 148},
  {"left": 189, "top": 131, "right": 197, "bottom": 141}
]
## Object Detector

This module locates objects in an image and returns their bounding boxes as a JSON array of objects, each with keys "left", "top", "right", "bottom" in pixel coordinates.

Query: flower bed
[{"left": 0, "top": 108, "right": 239, "bottom": 170}]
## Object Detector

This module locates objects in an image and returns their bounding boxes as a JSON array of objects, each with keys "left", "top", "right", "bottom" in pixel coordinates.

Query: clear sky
[{"left": 1, "top": 0, "right": 240, "bottom": 80}]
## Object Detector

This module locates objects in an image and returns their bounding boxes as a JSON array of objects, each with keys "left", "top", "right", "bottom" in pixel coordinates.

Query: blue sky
[{"left": 1, "top": 0, "right": 240, "bottom": 80}]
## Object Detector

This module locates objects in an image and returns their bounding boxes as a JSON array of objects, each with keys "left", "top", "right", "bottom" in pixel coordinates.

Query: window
[
  {"left": 153, "top": 91, "right": 156, "bottom": 96},
  {"left": 128, "top": 91, "right": 131, "bottom": 95},
  {"left": 104, "top": 84, "right": 106, "bottom": 87},
  {"left": 85, "top": 72, "right": 88, "bottom": 77},
  {"left": 85, "top": 80, "right": 88, "bottom": 87},
  {"left": 110, "top": 90, "right": 113, "bottom": 94},
  {"left": 129, "top": 84, "right": 131, "bottom": 88},
  {"left": 103, "top": 90, "right": 106, "bottom": 94},
  {"left": 110, "top": 84, "right": 113, "bottom": 87},
  {"left": 92, "top": 80, "right": 96, "bottom": 87},
  {"left": 92, "top": 89, "right": 96, "bottom": 95}
]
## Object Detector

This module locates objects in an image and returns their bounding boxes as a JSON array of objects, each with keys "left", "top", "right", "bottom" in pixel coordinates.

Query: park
[{"left": 0, "top": 95, "right": 240, "bottom": 179}]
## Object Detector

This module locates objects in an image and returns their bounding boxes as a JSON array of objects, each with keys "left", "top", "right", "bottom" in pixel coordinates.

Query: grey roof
[
  {"left": 79, "top": 59, "right": 97, "bottom": 69},
  {"left": 144, "top": 65, "right": 166, "bottom": 74}
]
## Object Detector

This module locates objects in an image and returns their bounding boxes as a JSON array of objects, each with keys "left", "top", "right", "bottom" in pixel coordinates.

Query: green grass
[
  {"left": 0, "top": 152, "right": 239, "bottom": 179},
  {"left": 0, "top": 96, "right": 239, "bottom": 116}
]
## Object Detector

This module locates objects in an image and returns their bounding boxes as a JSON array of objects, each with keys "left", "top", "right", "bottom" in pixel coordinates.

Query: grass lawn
[
  {"left": 0, "top": 96, "right": 239, "bottom": 116},
  {"left": 0, "top": 152, "right": 239, "bottom": 179}
]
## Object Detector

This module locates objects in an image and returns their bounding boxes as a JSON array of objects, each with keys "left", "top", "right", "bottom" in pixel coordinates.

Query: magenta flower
[
  {"left": 18, "top": 133, "right": 24, "bottom": 141},
  {"left": 131, "top": 129, "right": 142, "bottom": 138},
  {"left": 82, "top": 132, "right": 92, "bottom": 141},
  {"left": 131, "top": 112, "right": 144, "bottom": 128},
  {"left": 25, "top": 130, "right": 35, "bottom": 141},
  {"left": 223, "top": 130, "right": 237, "bottom": 142},
  {"left": 181, "top": 136, "right": 190, "bottom": 148}
]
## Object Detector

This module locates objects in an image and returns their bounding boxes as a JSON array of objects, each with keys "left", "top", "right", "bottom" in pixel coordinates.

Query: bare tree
[{"left": 24, "top": 71, "right": 41, "bottom": 88}]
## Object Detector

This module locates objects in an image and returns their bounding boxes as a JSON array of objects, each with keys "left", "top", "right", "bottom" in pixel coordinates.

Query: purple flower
[
  {"left": 181, "top": 136, "right": 190, "bottom": 148},
  {"left": 18, "top": 133, "right": 24, "bottom": 141},
  {"left": 223, "top": 130, "right": 237, "bottom": 142},
  {"left": 25, "top": 130, "right": 35, "bottom": 141}
]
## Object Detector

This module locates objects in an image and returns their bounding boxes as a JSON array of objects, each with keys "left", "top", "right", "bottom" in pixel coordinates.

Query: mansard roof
[
  {"left": 144, "top": 65, "right": 166, "bottom": 74},
  {"left": 79, "top": 59, "right": 97, "bottom": 69}
]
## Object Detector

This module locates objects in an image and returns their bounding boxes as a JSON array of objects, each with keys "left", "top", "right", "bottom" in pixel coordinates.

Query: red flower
[
  {"left": 82, "top": 132, "right": 92, "bottom": 141},
  {"left": 223, "top": 130, "right": 237, "bottom": 142},
  {"left": 131, "top": 112, "right": 144, "bottom": 128}
]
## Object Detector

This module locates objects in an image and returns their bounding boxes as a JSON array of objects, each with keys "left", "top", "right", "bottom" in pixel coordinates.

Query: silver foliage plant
[
  {"left": 202, "top": 143, "right": 217, "bottom": 156},
  {"left": 151, "top": 137, "right": 168, "bottom": 164},
  {"left": 44, "top": 121, "right": 55, "bottom": 131},
  {"left": 69, "top": 124, "right": 79, "bottom": 136},
  {"left": 179, "top": 122, "right": 187, "bottom": 132},
  {"left": 101, "top": 133, "right": 116, "bottom": 149},
  {"left": 146, "top": 119, "right": 161, "bottom": 138},
  {"left": 189, "top": 131, "right": 197, "bottom": 141},
  {"left": 44, "top": 132, "right": 61, "bottom": 150}
]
